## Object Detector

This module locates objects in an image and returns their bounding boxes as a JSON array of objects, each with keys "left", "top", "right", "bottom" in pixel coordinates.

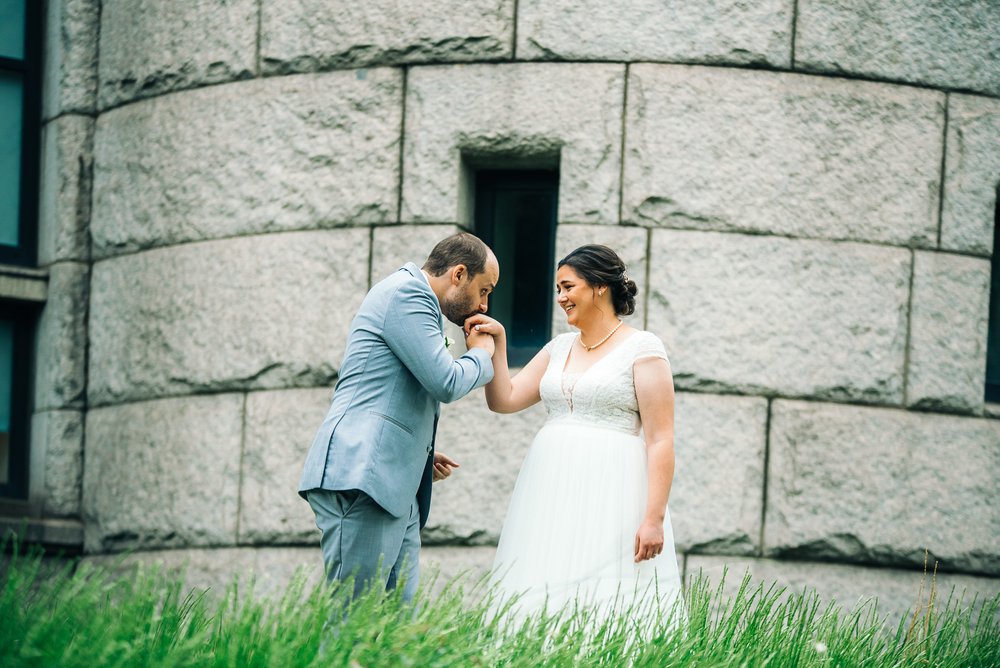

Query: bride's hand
[
  {"left": 463, "top": 314, "right": 505, "bottom": 339},
  {"left": 634, "top": 518, "right": 665, "bottom": 563}
]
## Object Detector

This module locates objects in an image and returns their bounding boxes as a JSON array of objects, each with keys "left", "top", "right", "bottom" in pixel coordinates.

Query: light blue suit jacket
[{"left": 299, "top": 263, "right": 494, "bottom": 527}]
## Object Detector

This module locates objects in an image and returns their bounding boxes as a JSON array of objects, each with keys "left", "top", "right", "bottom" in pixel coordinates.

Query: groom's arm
[{"left": 383, "top": 281, "right": 494, "bottom": 403}]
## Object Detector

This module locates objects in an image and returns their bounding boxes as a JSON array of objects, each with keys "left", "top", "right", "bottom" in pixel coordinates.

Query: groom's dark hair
[{"left": 423, "top": 233, "right": 489, "bottom": 277}]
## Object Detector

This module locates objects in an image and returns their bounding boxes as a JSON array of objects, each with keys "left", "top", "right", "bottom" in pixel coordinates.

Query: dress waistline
[{"left": 543, "top": 414, "right": 642, "bottom": 438}]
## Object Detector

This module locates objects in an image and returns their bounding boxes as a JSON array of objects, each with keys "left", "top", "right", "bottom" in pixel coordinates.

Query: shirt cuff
[{"left": 464, "top": 347, "right": 495, "bottom": 385}]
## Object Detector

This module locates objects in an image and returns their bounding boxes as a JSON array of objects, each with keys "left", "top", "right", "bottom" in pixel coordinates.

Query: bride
[{"left": 465, "top": 244, "right": 683, "bottom": 626}]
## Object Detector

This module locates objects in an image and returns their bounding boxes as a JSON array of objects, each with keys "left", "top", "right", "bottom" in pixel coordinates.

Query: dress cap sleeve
[{"left": 633, "top": 331, "right": 669, "bottom": 364}]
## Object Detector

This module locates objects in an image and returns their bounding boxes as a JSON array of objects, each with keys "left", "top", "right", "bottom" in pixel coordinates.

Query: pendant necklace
[{"left": 579, "top": 319, "right": 623, "bottom": 351}]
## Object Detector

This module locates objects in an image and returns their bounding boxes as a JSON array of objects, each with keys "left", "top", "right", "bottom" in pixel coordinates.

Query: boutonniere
[{"left": 444, "top": 335, "right": 454, "bottom": 349}]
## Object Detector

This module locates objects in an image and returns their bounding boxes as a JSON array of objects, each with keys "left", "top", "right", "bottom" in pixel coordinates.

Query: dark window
[
  {"left": 0, "top": 303, "right": 35, "bottom": 499},
  {"left": 0, "top": 0, "right": 42, "bottom": 266},
  {"left": 986, "top": 192, "right": 1000, "bottom": 403},
  {"left": 474, "top": 170, "right": 559, "bottom": 366},
  {"left": 0, "top": 0, "right": 42, "bottom": 500}
]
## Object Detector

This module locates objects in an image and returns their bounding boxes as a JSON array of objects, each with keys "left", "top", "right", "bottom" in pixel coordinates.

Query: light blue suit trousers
[{"left": 307, "top": 488, "right": 421, "bottom": 601}]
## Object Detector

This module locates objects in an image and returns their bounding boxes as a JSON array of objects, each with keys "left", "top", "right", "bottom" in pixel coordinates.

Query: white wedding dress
[{"left": 491, "top": 330, "right": 683, "bottom": 626}]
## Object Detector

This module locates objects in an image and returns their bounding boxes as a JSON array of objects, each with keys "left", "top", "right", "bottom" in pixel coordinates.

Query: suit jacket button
[{"left": 426, "top": 445, "right": 431, "bottom": 453}]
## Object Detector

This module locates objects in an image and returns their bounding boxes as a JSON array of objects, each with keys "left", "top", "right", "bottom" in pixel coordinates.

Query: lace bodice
[{"left": 538, "top": 330, "right": 670, "bottom": 435}]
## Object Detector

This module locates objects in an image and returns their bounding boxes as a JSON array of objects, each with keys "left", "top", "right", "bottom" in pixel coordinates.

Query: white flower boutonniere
[{"left": 444, "top": 335, "right": 454, "bottom": 349}]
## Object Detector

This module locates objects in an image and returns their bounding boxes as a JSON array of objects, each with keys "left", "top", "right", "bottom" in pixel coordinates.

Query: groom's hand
[
  {"left": 432, "top": 452, "right": 460, "bottom": 482},
  {"left": 466, "top": 328, "right": 496, "bottom": 356}
]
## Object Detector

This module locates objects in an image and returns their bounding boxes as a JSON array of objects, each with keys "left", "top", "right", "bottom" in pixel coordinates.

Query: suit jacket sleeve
[{"left": 382, "top": 280, "right": 495, "bottom": 403}]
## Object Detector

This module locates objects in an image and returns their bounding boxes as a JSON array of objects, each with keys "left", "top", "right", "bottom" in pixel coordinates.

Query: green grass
[{"left": 1, "top": 545, "right": 997, "bottom": 667}]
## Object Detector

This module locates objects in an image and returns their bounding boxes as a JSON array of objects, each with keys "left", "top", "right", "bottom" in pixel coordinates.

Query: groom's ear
[{"left": 450, "top": 264, "right": 467, "bottom": 285}]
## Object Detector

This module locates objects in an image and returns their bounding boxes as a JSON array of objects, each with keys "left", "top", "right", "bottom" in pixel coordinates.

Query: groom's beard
[{"left": 442, "top": 294, "right": 478, "bottom": 327}]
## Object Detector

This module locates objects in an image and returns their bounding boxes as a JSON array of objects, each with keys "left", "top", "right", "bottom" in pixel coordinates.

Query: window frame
[
  {"left": 0, "top": 0, "right": 43, "bottom": 266},
  {"left": 473, "top": 169, "right": 559, "bottom": 366}
]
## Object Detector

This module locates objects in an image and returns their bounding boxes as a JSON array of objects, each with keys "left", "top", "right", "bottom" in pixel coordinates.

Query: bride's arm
[
  {"left": 633, "top": 356, "right": 676, "bottom": 562},
  {"left": 463, "top": 315, "right": 548, "bottom": 414}
]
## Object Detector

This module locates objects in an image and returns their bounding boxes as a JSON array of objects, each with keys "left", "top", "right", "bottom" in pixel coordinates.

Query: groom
[{"left": 299, "top": 232, "right": 499, "bottom": 602}]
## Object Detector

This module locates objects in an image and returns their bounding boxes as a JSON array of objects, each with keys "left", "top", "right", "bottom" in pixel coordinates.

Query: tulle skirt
[{"left": 490, "top": 417, "right": 684, "bottom": 627}]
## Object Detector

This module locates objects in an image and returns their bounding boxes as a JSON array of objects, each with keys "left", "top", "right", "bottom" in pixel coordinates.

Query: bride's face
[{"left": 555, "top": 265, "right": 599, "bottom": 327}]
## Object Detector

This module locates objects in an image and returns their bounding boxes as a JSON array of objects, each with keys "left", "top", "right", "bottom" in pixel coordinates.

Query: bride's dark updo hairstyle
[{"left": 558, "top": 244, "right": 638, "bottom": 316}]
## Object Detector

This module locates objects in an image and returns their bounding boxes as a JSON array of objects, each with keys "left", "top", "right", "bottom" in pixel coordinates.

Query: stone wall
[{"left": 32, "top": 0, "right": 1000, "bottom": 617}]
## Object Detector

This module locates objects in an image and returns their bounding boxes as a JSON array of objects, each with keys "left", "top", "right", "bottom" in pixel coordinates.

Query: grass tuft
[{"left": 1, "top": 543, "right": 997, "bottom": 667}]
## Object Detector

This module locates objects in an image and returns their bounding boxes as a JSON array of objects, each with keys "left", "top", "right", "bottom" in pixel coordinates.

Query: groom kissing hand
[{"left": 299, "top": 233, "right": 499, "bottom": 603}]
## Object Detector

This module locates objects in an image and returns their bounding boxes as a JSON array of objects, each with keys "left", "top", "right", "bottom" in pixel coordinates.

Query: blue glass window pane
[
  {"left": 0, "top": 320, "right": 8, "bottom": 484},
  {"left": 0, "top": 72, "right": 21, "bottom": 247},
  {"left": 0, "top": 320, "right": 12, "bottom": 433},
  {"left": 0, "top": 0, "right": 25, "bottom": 60}
]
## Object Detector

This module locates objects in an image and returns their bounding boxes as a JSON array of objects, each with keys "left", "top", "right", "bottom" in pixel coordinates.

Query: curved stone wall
[{"left": 33, "top": 0, "right": 1000, "bottom": 604}]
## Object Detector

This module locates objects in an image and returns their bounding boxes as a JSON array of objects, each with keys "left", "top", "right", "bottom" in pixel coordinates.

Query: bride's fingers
[
  {"left": 635, "top": 538, "right": 664, "bottom": 562},
  {"left": 463, "top": 315, "right": 488, "bottom": 333},
  {"left": 636, "top": 538, "right": 656, "bottom": 562},
  {"left": 465, "top": 315, "right": 503, "bottom": 337}
]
